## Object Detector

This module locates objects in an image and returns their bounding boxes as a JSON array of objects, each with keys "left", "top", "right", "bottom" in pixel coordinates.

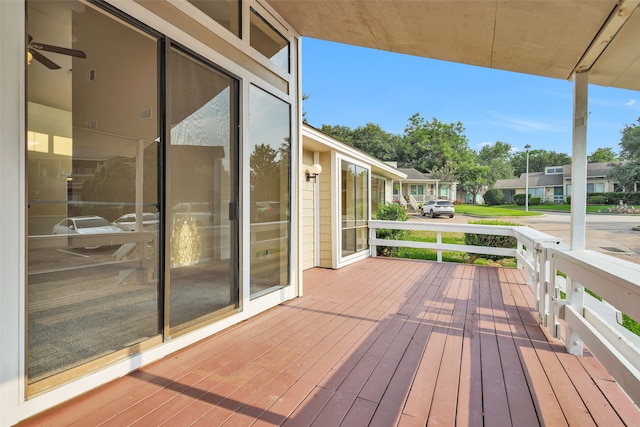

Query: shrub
[
  {"left": 464, "top": 219, "right": 523, "bottom": 262},
  {"left": 587, "top": 195, "right": 606, "bottom": 205},
  {"left": 483, "top": 188, "right": 505, "bottom": 206},
  {"left": 566, "top": 196, "right": 571, "bottom": 205},
  {"left": 374, "top": 202, "right": 409, "bottom": 256},
  {"left": 529, "top": 196, "right": 541, "bottom": 206},
  {"left": 513, "top": 193, "right": 529, "bottom": 206}
]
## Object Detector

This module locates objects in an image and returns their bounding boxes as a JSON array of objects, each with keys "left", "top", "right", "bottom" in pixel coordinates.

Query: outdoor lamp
[{"left": 306, "top": 163, "right": 322, "bottom": 182}]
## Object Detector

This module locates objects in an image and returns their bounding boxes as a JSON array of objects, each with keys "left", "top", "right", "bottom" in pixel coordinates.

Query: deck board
[{"left": 17, "top": 258, "right": 639, "bottom": 427}]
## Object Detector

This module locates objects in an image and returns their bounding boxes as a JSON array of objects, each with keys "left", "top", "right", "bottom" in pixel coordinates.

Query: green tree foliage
[
  {"left": 608, "top": 118, "right": 640, "bottom": 190},
  {"left": 478, "top": 141, "right": 514, "bottom": 186},
  {"left": 374, "top": 202, "right": 408, "bottom": 256},
  {"left": 464, "top": 220, "right": 522, "bottom": 262},
  {"left": 483, "top": 188, "right": 505, "bottom": 206},
  {"left": 320, "top": 124, "right": 355, "bottom": 146},
  {"left": 321, "top": 123, "right": 401, "bottom": 161},
  {"left": 250, "top": 143, "right": 282, "bottom": 201},
  {"left": 456, "top": 161, "right": 491, "bottom": 204},
  {"left": 588, "top": 147, "right": 618, "bottom": 163},
  {"left": 398, "top": 114, "right": 473, "bottom": 172},
  {"left": 511, "top": 149, "right": 571, "bottom": 176}
]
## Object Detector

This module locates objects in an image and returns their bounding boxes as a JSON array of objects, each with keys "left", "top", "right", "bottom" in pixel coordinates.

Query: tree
[
  {"left": 302, "top": 93, "right": 309, "bottom": 123},
  {"left": 398, "top": 114, "right": 473, "bottom": 172},
  {"left": 511, "top": 149, "right": 571, "bottom": 176},
  {"left": 320, "top": 124, "right": 355, "bottom": 146},
  {"left": 321, "top": 123, "right": 401, "bottom": 161},
  {"left": 250, "top": 143, "right": 282, "bottom": 201},
  {"left": 608, "top": 118, "right": 640, "bottom": 190},
  {"left": 350, "top": 123, "right": 400, "bottom": 161},
  {"left": 478, "top": 141, "right": 514, "bottom": 186},
  {"left": 588, "top": 147, "right": 618, "bottom": 163},
  {"left": 456, "top": 161, "right": 491, "bottom": 205}
]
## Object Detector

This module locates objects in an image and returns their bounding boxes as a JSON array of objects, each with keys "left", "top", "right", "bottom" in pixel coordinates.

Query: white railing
[
  {"left": 367, "top": 220, "right": 640, "bottom": 405},
  {"left": 408, "top": 194, "right": 419, "bottom": 210}
]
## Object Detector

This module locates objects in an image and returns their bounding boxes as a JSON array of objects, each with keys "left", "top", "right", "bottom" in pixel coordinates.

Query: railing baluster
[{"left": 566, "top": 277, "right": 585, "bottom": 356}]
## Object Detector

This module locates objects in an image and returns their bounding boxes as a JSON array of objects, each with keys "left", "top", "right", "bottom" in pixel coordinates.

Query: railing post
[
  {"left": 535, "top": 244, "right": 545, "bottom": 316},
  {"left": 436, "top": 231, "right": 442, "bottom": 263},
  {"left": 516, "top": 240, "right": 523, "bottom": 269},
  {"left": 369, "top": 226, "right": 377, "bottom": 257},
  {"left": 565, "top": 276, "right": 585, "bottom": 356}
]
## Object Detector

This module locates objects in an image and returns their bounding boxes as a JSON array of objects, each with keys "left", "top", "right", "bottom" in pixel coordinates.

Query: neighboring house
[
  {"left": 394, "top": 168, "right": 457, "bottom": 209},
  {"left": 494, "top": 162, "right": 617, "bottom": 203},
  {"left": 302, "top": 126, "right": 406, "bottom": 270}
]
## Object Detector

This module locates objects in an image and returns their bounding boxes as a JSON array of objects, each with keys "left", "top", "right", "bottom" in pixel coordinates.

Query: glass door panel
[
  {"left": 168, "top": 47, "right": 238, "bottom": 332},
  {"left": 26, "top": 0, "right": 160, "bottom": 389}
]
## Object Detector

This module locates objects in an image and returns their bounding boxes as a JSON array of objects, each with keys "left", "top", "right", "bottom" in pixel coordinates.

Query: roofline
[{"left": 302, "top": 124, "right": 407, "bottom": 179}]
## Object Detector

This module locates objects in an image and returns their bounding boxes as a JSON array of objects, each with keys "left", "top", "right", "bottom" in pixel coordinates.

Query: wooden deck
[{"left": 19, "top": 258, "right": 639, "bottom": 426}]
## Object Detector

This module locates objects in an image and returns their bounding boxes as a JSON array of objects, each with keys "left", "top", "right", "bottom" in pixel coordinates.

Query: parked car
[
  {"left": 52, "top": 216, "right": 124, "bottom": 235},
  {"left": 420, "top": 200, "right": 455, "bottom": 218},
  {"left": 113, "top": 212, "right": 159, "bottom": 231}
]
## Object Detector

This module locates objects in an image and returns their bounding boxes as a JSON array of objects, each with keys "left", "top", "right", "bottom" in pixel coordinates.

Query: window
[
  {"left": 371, "top": 177, "right": 385, "bottom": 215},
  {"left": 410, "top": 184, "right": 423, "bottom": 195},
  {"left": 249, "top": 85, "right": 291, "bottom": 298},
  {"left": 250, "top": 8, "right": 289, "bottom": 71},
  {"left": 188, "top": 0, "right": 240, "bottom": 37},
  {"left": 341, "top": 161, "right": 368, "bottom": 257},
  {"left": 587, "top": 183, "right": 604, "bottom": 193},
  {"left": 528, "top": 187, "right": 544, "bottom": 197}
]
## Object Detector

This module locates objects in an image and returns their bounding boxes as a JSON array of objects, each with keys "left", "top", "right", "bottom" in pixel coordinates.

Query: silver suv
[{"left": 420, "top": 200, "right": 455, "bottom": 218}]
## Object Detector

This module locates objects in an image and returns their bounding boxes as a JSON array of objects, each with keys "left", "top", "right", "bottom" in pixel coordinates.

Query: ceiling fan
[{"left": 27, "top": 34, "right": 87, "bottom": 69}]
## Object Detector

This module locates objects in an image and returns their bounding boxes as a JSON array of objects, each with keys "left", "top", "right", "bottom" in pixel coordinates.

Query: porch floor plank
[{"left": 17, "top": 258, "right": 639, "bottom": 427}]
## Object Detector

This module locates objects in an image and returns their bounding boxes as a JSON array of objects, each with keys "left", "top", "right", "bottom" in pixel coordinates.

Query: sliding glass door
[{"left": 167, "top": 46, "right": 239, "bottom": 333}]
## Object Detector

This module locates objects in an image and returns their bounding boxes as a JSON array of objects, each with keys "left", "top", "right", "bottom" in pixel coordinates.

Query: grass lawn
[
  {"left": 392, "top": 229, "right": 518, "bottom": 268},
  {"left": 453, "top": 204, "right": 622, "bottom": 216},
  {"left": 454, "top": 204, "right": 543, "bottom": 217}
]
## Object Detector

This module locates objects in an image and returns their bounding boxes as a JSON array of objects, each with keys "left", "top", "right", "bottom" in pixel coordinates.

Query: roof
[
  {"left": 269, "top": 0, "right": 640, "bottom": 90},
  {"left": 301, "top": 124, "right": 407, "bottom": 180},
  {"left": 494, "top": 172, "right": 563, "bottom": 189},
  {"left": 563, "top": 161, "right": 615, "bottom": 178},
  {"left": 397, "top": 168, "right": 430, "bottom": 181},
  {"left": 494, "top": 162, "right": 616, "bottom": 189}
]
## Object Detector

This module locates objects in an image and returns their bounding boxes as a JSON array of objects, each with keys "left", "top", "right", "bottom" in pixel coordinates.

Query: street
[{"left": 411, "top": 211, "right": 640, "bottom": 264}]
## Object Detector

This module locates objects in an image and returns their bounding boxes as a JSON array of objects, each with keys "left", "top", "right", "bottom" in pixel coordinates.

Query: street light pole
[{"left": 524, "top": 144, "right": 531, "bottom": 212}]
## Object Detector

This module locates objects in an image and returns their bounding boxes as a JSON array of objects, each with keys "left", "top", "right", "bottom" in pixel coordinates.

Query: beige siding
[
  {"left": 318, "top": 153, "right": 333, "bottom": 268},
  {"left": 301, "top": 150, "right": 316, "bottom": 269}
]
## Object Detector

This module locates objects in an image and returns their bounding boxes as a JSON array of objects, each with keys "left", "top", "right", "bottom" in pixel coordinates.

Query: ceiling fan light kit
[{"left": 27, "top": 34, "right": 86, "bottom": 69}]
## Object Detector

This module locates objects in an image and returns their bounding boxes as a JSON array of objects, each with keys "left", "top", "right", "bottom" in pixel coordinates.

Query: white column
[
  {"left": 570, "top": 72, "right": 588, "bottom": 251},
  {"left": 1, "top": 1, "right": 26, "bottom": 425}
]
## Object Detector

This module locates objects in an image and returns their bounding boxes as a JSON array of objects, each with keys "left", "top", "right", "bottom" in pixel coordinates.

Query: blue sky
[{"left": 301, "top": 38, "right": 640, "bottom": 156}]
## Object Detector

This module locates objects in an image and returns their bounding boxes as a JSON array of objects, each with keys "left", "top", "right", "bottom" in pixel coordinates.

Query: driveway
[{"left": 410, "top": 211, "right": 640, "bottom": 264}]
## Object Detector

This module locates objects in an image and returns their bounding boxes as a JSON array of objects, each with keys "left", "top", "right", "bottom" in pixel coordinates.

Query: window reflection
[
  {"left": 249, "top": 85, "right": 290, "bottom": 298},
  {"left": 250, "top": 8, "right": 289, "bottom": 72},
  {"left": 188, "top": 0, "right": 241, "bottom": 37},
  {"left": 372, "top": 177, "right": 385, "bottom": 215},
  {"left": 168, "top": 47, "right": 239, "bottom": 331},
  {"left": 26, "top": 0, "right": 160, "bottom": 387}
]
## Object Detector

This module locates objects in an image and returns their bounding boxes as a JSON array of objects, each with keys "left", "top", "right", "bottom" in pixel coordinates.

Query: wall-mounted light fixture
[{"left": 305, "top": 163, "right": 323, "bottom": 182}]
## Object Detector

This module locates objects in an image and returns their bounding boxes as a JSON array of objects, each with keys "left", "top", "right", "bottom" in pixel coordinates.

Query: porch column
[{"left": 570, "top": 72, "right": 588, "bottom": 251}]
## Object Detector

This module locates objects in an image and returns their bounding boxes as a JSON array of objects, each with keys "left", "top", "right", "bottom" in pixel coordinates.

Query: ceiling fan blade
[
  {"left": 29, "top": 48, "right": 61, "bottom": 70},
  {"left": 32, "top": 42, "right": 86, "bottom": 59}
]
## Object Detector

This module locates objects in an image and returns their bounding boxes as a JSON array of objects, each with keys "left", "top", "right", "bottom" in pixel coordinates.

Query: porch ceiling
[{"left": 268, "top": 0, "right": 640, "bottom": 90}]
